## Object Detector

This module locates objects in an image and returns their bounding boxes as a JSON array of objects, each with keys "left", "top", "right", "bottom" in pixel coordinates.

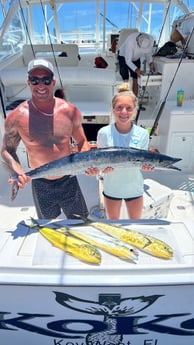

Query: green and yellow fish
[
  {"left": 27, "top": 219, "right": 101, "bottom": 264},
  {"left": 68, "top": 229, "right": 139, "bottom": 263},
  {"left": 80, "top": 221, "right": 173, "bottom": 260}
]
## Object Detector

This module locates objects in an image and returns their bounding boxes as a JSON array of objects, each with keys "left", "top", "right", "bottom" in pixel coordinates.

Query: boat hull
[{"left": 1, "top": 284, "right": 194, "bottom": 344}]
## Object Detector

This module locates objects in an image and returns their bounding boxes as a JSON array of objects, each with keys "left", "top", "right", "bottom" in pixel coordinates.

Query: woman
[{"left": 88, "top": 83, "right": 153, "bottom": 219}]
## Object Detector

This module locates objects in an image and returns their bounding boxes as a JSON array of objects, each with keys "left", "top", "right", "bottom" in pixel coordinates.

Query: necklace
[{"left": 31, "top": 100, "right": 54, "bottom": 117}]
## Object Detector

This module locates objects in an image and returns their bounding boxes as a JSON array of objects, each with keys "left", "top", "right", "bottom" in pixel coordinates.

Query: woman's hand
[
  {"left": 102, "top": 167, "right": 114, "bottom": 173},
  {"left": 85, "top": 166, "right": 114, "bottom": 176},
  {"left": 85, "top": 167, "right": 100, "bottom": 176},
  {"left": 141, "top": 164, "right": 155, "bottom": 171},
  {"left": 8, "top": 173, "right": 31, "bottom": 189}
]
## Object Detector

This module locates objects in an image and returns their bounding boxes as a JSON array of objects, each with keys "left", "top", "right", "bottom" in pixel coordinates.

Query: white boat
[{"left": 0, "top": 1, "right": 194, "bottom": 344}]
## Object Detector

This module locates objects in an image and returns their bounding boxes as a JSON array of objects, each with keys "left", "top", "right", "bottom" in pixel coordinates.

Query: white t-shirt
[
  {"left": 119, "top": 32, "right": 154, "bottom": 72},
  {"left": 97, "top": 123, "right": 149, "bottom": 199}
]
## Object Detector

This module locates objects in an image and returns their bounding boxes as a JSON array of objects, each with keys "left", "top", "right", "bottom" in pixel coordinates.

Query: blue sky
[{"left": 1, "top": 1, "right": 194, "bottom": 41}]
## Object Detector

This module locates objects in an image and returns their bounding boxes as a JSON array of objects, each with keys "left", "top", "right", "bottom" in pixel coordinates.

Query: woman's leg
[
  {"left": 125, "top": 196, "right": 143, "bottom": 219},
  {"left": 104, "top": 195, "right": 122, "bottom": 219}
]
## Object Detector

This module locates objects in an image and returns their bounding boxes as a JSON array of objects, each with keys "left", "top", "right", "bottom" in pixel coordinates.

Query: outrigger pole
[{"left": 135, "top": 0, "right": 172, "bottom": 124}]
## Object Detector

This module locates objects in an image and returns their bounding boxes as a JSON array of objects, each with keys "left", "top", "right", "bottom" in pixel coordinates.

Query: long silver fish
[{"left": 3, "top": 147, "right": 181, "bottom": 200}]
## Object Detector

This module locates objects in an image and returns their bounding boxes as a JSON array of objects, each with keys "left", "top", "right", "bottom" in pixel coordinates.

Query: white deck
[{"left": 1, "top": 2, "right": 194, "bottom": 344}]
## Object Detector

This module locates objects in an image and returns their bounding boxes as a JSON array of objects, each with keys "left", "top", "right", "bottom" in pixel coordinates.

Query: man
[
  {"left": 1, "top": 58, "right": 89, "bottom": 219},
  {"left": 118, "top": 32, "right": 155, "bottom": 97}
]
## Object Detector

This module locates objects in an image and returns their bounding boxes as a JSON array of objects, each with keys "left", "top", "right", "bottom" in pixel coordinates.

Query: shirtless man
[{"left": 1, "top": 58, "right": 90, "bottom": 219}]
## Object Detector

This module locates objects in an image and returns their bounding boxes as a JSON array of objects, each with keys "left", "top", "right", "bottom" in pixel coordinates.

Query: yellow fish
[
  {"left": 38, "top": 225, "right": 101, "bottom": 264},
  {"left": 69, "top": 228, "right": 139, "bottom": 263},
  {"left": 87, "top": 222, "right": 173, "bottom": 259}
]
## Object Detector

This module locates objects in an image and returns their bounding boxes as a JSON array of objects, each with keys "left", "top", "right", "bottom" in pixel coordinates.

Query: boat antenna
[
  {"left": 135, "top": 0, "right": 172, "bottom": 124},
  {"left": 149, "top": 26, "right": 194, "bottom": 137}
]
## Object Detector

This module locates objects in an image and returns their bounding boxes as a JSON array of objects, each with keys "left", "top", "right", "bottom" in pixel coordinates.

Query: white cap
[
  {"left": 28, "top": 58, "right": 54, "bottom": 75},
  {"left": 137, "top": 33, "right": 154, "bottom": 49}
]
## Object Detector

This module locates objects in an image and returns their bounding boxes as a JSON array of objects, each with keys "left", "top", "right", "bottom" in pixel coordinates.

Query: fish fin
[
  {"left": 72, "top": 214, "right": 91, "bottom": 224},
  {"left": 24, "top": 217, "right": 40, "bottom": 229}
]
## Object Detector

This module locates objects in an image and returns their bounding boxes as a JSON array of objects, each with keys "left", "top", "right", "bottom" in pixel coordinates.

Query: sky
[{"left": 1, "top": 0, "right": 194, "bottom": 42}]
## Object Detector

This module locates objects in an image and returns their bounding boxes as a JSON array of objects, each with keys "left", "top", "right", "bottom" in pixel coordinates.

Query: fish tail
[
  {"left": 11, "top": 181, "right": 19, "bottom": 201},
  {"left": 23, "top": 217, "right": 40, "bottom": 229},
  {"left": 73, "top": 214, "right": 91, "bottom": 225},
  {"left": 1, "top": 160, "right": 19, "bottom": 201}
]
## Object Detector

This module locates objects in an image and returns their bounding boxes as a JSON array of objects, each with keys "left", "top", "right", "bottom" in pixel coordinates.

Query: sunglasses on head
[{"left": 28, "top": 75, "right": 53, "bottom": 86}]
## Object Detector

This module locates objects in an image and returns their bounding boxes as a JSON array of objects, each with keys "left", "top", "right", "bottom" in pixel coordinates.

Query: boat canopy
[{"left": 0, "top": 0, "right": 192, "bottom": 64}]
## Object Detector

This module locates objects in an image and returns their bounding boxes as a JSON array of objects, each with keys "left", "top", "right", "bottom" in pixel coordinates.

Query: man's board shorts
[{"left": 32, "top": 175, "right": 88, "bottom": 219}]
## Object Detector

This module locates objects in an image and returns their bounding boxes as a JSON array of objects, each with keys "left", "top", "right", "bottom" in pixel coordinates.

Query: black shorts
[
  {"left": 103, "top": 191, "right": 142, "bottom": 202},
  {"left": 31, "top": 175, "right": 88, "bottom": 219},
  {"left": 118, "top": 55, "right": 141, "bottom": 80}
]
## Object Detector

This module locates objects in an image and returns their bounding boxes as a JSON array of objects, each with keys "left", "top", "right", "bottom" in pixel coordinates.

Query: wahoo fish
[
  {"left": 68, "top": 228, "right": 139, "bottom": 263},
  {"left": 75, "top": 219, "right": 173, "bottom": 259},
  {"left": 3, "top": 147, "right": 181, "bottom": 200}
]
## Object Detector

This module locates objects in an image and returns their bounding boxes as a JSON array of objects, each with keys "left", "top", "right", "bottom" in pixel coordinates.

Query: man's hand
[
  {"left": 8, "top": 173, "right": 31, "bottom": 189},
  {"left": 149, "top": 62, "right": 155, "bottom": 73},
  {"left": 135, "top": 68, "right": 145, "bottom": 77}
]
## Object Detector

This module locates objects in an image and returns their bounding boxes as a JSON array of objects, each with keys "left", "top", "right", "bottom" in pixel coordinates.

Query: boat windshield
[{"left": 0, "top": 0, "right": 189, "bottom": 63}]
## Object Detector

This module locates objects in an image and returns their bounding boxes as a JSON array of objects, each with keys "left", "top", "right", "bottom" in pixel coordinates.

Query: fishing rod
[
  {"left": 0, "top": 84, "right": 7, "bottom": 119},
  {"left": 18, "top": 0, "right": 36, "bottom": 57},
  {"left": 149, "top": 26, "right": 194, "bottom": 137},
  {"left": 135, "top": 0, "right": 172, "bottom": 124},
  {"left": 100, "top": 13, "right": 118, "bottom": 29},
  {"left": 39, "top": 0, "right": 64, "bottom": 90}
]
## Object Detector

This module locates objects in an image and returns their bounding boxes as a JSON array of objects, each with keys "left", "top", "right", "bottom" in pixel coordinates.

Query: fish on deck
[
  {"left": 2, "top": 147, "right": 181, "bottom": 200},
  {"left": 87, "top": 221, "right": 173, "bottom": 259},
  {"left": 26, "top": 219, "right": 101, "bottom": 264},
  {"left": 68, "top": 228, "right": 139, "bottom": 263}
]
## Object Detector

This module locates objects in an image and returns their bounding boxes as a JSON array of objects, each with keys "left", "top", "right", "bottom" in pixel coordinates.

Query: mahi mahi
[
  {"left": 27, "top": 219, "right": 101, "bottom": 264},
  {"left": 3, "top": 147, "right": 181, "bottom": 200},
  {"left": 88, "top": 221, "right": 173, "bottom": 259},
  {"left": 68, "top": 228, "right": 139, "bottom": 263}
]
